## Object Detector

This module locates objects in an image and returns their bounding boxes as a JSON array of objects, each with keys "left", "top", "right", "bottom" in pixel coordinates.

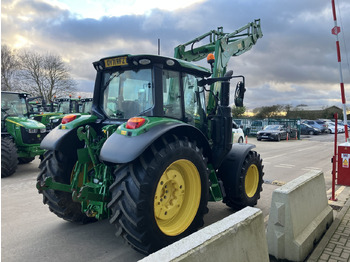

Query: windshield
[
  {"left": 103, "top": 69, "right": 153, "bottom": 119},
  {"left": 1, "top": 93, "right": 28, "bottom": 117},
  {"left": 57, "top": 101, "right": 70, "bottom": 113},
  {"left": 82, "top": 101, "right": 92, "bottom": 114},
  {"left": 264, "top": 125, "right": 280, "bottom": 130}
]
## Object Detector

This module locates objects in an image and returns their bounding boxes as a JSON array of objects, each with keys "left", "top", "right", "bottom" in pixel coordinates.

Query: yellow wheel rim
[
  {"left": 154, "top": 159, "right": 201, "bottom": 236},
  {"left": 245, "top": 164, "right": 259, "bottom": 198}
]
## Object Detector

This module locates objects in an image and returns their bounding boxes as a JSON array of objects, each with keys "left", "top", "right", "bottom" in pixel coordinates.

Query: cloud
[{"left": 2, "top": 0, "right": 350, "bottom": 110}]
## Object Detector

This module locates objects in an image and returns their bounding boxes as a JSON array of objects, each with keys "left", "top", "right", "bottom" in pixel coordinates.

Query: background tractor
[
  {"left": 1, "top": 91, "right": 47, "bottom": 177},
  {"left": 48, "top": 96, "right": 93, "bottom": 129},
  {"left": 29, "top": 96, "right": 63, "bottom": 128},
  {"left": 37, "top": 20, "right": 263, "bottom": 254}
]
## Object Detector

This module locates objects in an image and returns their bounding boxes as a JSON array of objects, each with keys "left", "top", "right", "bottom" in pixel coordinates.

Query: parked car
[
  {"left": 232, "top": 121, "right": 244, "bottom": 143},
  {"left": 257, "top": 125, "right": 288, "bottom": 141},
  {"left": 302, "top": 120, "right": 328, "bottom": 133},
  {"left": 300, "top": 123, "right": 321, "bottom": 135},
  {"left": 328, "top": 122, "right": 344, "bottom": 133}
]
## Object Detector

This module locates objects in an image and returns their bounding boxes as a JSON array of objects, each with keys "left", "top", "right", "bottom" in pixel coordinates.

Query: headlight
[
  {"left": 26, "top": 129, "right": 37, "bottom": 134},
  {"left": 26, "top": 128, "right": 46, "bottom": 133}
]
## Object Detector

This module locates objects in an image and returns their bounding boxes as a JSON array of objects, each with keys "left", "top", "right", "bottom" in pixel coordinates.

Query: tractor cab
[
  {"left": 55, "top": 97, "right": 80, "bottom": 114},
  {"left": 92, "top": 54, "right": 211, "bottom": 129},
  {"left": 1, "top": 92, "right": 30, "bottom": 119},
  {"left": 79, "top": 98, "right": 93, "bottom": 114}
]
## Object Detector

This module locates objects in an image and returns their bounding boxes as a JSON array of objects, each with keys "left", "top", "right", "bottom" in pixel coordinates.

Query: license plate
[{"left": 104, "top": 56, "right": 128, "bottom": 67}]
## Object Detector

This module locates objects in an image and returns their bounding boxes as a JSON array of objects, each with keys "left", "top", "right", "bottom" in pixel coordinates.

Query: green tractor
[
  {"left": 37, "top": 20, "right": 263, "bottom": 254},
  {"left": 48, "top": 96, "right": 83, "bottom": 129},
  {"left": 1, "top": 91, "right": 47, "bottom": 177},
  {"left": 29, "top": 98, "right": 63, "bottom": 128}
]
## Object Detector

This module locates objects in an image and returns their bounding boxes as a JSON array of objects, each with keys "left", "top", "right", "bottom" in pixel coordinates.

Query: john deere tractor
[
  {"left": 1, "top": 91, "right": 47, "bottom": 177},
  {"left": 48, "top": 96, "right": 86, "bottom": 129},
  {"left": 37, "top": 20, "right": 263, "bottom": 254}
]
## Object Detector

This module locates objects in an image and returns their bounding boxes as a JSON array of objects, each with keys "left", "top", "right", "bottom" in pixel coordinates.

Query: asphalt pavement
[{"left": 1, "top": 131, "right": 349, "bottom": 261}]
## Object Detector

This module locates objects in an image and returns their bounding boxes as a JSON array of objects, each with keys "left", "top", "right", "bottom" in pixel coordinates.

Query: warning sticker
[{"left": 342, "top": 153, "right": 349, "bottom": 168}]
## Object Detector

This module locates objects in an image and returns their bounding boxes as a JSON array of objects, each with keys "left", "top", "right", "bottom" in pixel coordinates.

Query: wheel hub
[
  {"left": 154, "top": 159, "right": 201, "bottom": 236},
  {"left": 154, "top": 169, "right": 185, "bottom": 220},
  {"left": 245, "top": 164, "right": 259, "bottom": 198}
]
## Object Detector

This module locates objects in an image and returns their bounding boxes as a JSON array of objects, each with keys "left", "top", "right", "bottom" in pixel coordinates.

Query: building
[{"left": 286, "top": 106, "right": 344, "bottom": 120}]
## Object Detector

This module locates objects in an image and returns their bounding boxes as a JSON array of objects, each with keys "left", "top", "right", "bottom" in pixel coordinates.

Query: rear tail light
[
  {"left": 61, "top": 114, "right": 77, "bottom": 124},
  {"left": 126, "top": 117, "right": 146, "bottom": 129}
]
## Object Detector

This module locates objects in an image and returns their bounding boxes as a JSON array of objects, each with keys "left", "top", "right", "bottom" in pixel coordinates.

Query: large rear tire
[
  {"left": 108, "top": 135, "right": 209, "bottom": 254},
  {"left": 37, "top": 150, "right": 96, "bottom": 224},
  {"left": 1, "top": 137, "right": 18, "bottom": 178},
  {"left": 218, "top": 150, "right": 264, "bottom": 210}
]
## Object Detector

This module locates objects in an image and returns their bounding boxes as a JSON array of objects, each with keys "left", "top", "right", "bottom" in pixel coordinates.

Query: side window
[
  {"left": 163, "top": 70, "right": 181, "bottom": 119},
  {"left": 183, "top": 74, "right": 197, "bottom": 115}
]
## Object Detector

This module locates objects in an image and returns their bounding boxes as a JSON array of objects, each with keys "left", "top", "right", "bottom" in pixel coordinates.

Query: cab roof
[{"left": 93, "top": 54, "right": 212, "bottom": 78}]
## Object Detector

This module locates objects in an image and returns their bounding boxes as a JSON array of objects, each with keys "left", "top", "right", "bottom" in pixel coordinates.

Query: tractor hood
[{"left": 6, "top": 116, "right": 46, "bottom": 129}]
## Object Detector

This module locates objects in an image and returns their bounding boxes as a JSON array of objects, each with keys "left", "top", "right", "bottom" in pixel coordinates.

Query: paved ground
[
  {"left": 308, "top": 193, "right": 350, "bottom": 262},
  {"left": 2, "top": 131, "right": 349, "bottom": 261}
]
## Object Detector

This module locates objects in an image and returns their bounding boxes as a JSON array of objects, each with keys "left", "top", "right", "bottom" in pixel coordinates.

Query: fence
[{"left": 233, "top": 118, "right": 301, "bottom": 139}]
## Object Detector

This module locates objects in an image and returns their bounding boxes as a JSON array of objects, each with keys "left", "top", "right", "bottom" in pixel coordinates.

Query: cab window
[{"left": 163, "top": 70, "right": 181, "bottom": 119}]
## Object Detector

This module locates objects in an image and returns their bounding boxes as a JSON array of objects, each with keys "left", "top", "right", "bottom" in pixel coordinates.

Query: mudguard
[
  {"left": 218, "top": 143, "right": 256, "bottom": 177},
  {"left": 40, "top": 115, "right": 98, "bottom": 156},
  {"left": 100, "top": 122, "right": 210, "bottom": 164},
  {"left": 40, "top": 127, "right": 84, "bottom": 157}
]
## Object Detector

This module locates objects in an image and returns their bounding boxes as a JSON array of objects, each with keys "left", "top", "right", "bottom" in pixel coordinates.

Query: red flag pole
[
  {"left": 330, "top": 113, "right": 338, "bottom": 201},
  {"left": 331, "top": 0, "right": 349, "bottom": 142}
]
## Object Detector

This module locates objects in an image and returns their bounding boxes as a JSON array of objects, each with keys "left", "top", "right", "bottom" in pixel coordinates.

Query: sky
[{"left": 2, "top": 0, "right": 350, "bottom": 111}]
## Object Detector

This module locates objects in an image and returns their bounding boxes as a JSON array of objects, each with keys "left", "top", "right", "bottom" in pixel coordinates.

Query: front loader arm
[
  {"left": 174, "top": 19, "right": 263, "bottom": 112},
  {"left": 174, "top": 20, "right": 262, "bottom": 64}
]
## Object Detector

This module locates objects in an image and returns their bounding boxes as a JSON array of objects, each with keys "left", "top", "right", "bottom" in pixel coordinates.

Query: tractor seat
[{"left": 122, "top": 101, "right": 140, "bottom": 119}]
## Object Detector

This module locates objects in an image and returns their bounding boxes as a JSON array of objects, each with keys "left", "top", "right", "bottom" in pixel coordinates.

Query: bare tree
[
  {"left": 17, "top": 50, "right": 77, "bottom": 101},
  {"left": 1, "top": 45, "right": 21, "bottom": 91}
]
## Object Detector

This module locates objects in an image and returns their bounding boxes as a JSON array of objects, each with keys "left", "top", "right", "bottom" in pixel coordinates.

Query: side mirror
[
  {"left": 234, "top": 81, "right": 246, "bottom": 107},
  {"left": 224, "top": 70, "right": 233, "bottom": 77}
]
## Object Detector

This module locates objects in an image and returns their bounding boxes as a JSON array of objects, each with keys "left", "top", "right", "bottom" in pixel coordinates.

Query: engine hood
[{"left": 5, "top": 117, "right": 46, "bottom": 129}]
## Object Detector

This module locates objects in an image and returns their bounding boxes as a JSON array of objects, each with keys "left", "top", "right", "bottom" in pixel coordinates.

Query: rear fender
[
  {"left": 40, "top": 115, "right": 97, "bottom": 157},
  {"left": 40, "top": 127, "right": 84, "bottom": 158},
  {"left": 100, "top": 122, "right": 211, "bottom": 164}
]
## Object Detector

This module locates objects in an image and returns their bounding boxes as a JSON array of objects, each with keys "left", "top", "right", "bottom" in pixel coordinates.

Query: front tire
[
  {"left": 37, "top": 150, "right": 96, "bottom": 224},
  {"left": 1, "top": 137, "right": 18, "bottom": 178},
  {"left": 108, "top": 135, "right": 209, "bottom": 254},
  {"left": 218, "top": 150, "right": 264, "bottom": 210}
]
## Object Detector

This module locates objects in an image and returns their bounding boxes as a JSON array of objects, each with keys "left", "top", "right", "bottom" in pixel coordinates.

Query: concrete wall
[
  {"left": 140, "top": 207, "right": 269, "bottom": 262},
  {"left": 267, "top": 170, "right": 333, "bottom": 261}
]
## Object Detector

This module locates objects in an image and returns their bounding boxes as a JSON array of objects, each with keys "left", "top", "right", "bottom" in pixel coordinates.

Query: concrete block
[
  {"left": 140, "top": 207, "right": 269, "bottom": 262},
  {"left": 267, "top": 170, "right": 333, "bottom": 261}
]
